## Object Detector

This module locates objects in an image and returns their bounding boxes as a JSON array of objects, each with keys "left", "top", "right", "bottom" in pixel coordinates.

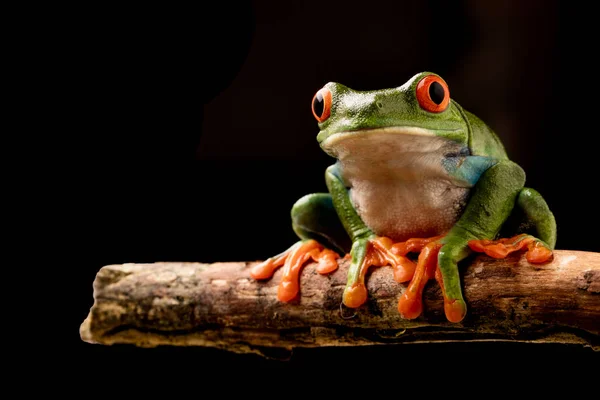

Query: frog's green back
[{"left": 456, "top": 102, "right": 508, "bottom": 160}]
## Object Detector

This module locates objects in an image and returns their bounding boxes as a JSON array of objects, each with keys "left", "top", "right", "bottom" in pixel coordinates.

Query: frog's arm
[
  {"left": 438, "top": 160, "right": 526, "bottom": 321},
  {"left": 325, "top": 164, "right": 374, "bottom": 303},
  {"left": 325, "top": 164, "right": 372, "bottom": 242}
]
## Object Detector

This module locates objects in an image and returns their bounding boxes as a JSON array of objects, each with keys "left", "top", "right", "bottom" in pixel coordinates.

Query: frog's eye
[
  {"left": 416, "top": 75, "right": 450, "bottom": 113},
  {"left": 312, "top": 88, "right": 332, "bottom": 123}
]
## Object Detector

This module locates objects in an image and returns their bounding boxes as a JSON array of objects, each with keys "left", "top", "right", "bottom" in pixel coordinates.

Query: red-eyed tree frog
[{"left": 250, "top": 72, "right": 556, "bottom": 323}]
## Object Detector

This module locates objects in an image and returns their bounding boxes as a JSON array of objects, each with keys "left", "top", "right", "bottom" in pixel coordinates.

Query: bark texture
[{"left": 80, "top": 250, "right": 600, "bottom": 355}]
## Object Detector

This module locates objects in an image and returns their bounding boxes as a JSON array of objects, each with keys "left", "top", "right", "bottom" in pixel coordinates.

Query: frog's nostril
[{"left": 376, "top": 101, "right": 383, "bottom": 109}]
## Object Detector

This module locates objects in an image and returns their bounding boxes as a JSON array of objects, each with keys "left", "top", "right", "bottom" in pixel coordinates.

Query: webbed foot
[
  {"left": 342, "top": 235, "right": 453, "bottom": 310},
  {"left": 250, "top": 240, "right": 339, "bottom": 302},
  {"left": 386, "top": 235, "right": 464, "bottom": 322},
  {"left": 468, "top": 233, "right": 553, "bottom": 263},
  {"left": 342, "top": 236, "right": 418, "bottom": 308}
]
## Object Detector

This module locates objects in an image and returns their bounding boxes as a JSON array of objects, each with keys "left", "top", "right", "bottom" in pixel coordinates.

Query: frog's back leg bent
[
  {"left": 506, "top": 187, "right": 557, "bottom": 249},
  {"left": 292, "top": 193, "right": 352, "bottom": 254},
  {"left": 249, "top": 193, "right": 347, "bottom": 302},
  {"left": 469, "top": 186, "right": 557, "bottom": 263}
]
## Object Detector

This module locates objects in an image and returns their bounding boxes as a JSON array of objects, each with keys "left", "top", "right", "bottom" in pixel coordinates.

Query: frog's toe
[
  {"left": 397, "top": 290, "right": 423, "bottom": 320},
  {"left": 397, "top": 241, "right": 441, "bottom": 319},
  {"left": 313, "top": 248, "right": 339, "bottom": 274},
  {"left": 371, "top": 236, "right": 417, "bottom": 283},
  {"left": 429, "top": 265, "right": 468, "bottom": 323},
  {"left": 525, "top": 240, "right": 553, "bottom": 263},
  {"left": 444, "top": 298, "right": 467, "bottom": 323},
  {"left": 343, "top": 283, "right": 368, "bottom": 308},
  {"left": 468, "top": 234, "right": 553, "bottom": 264},
  {"left": 390, "top": 235, "right": 444, "bottom": 282},
  {"left": 278, "top": 279, "right": 299, "bottom": 303},
  {"left": 250, "top": 258, "right": 280, "bottom": 280},
  {"left": 250, "top": 240, "right": 340, "bottom": 302}
]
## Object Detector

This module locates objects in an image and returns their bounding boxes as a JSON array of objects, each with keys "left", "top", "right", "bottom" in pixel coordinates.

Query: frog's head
[{"left": 313, "top": 72, "right": 470, "bottom": 158}]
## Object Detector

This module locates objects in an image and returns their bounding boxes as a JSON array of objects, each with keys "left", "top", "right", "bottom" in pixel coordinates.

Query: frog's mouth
[{"left": 320, "top": 127, "right": 462, "bottom": 160}]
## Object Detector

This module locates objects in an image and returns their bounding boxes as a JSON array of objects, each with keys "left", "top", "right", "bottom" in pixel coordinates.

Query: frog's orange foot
[
  {"left": 396, "top": 240, "right": 443, "bottom": 320},
  {"left": 342, "top": 236, "right": 418, "bottom": 308},
  {"left": 385, "top": 234, "right": 466, "bottom": 322},
  {"left": 468, "top": 234, "right": 553, "bottom": 264},
  {"left": 342, "top": 235, "right": 448, "bottom": 312},
  {"left": 390, "top": 235, "right": 444, "bottom": 282},
  {"left": 250, "top": 240, "right": 339, "bottom": 302}
]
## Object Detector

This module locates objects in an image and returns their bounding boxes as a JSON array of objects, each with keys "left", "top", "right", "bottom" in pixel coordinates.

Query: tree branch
[{"left": 80, "top": 250, "right": 600, "bottom": 355}]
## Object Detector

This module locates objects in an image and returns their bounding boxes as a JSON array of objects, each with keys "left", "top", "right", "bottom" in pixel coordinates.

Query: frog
[{"left": 250, "top": 72, "right": 556, "bottom": 322}]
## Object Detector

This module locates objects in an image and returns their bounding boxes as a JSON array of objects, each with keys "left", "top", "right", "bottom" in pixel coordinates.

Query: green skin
[{"left": 291, "top": 72, "right": 556, "bottom": 320}]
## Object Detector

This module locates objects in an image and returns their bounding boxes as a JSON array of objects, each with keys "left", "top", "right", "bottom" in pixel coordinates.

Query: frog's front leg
[
  {"left": 432, "top": 160, "right": 554, "bottom": 322},
  {"left": 250, "top": 193, "right": 346, "bottom": 302},
  {"left": 325, "top": 166, "right": 418, "bottom": 308},
  {"left": 395, "top": 163, "right": 557, "bottom": 322}
]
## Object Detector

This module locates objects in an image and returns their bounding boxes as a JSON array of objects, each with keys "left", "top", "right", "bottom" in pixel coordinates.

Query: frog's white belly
[
  {"left": 332, "top": 130, "right": 471, "bottom": 241},
  {"left": 348, "top": 179, "right": 469, "bottom": 241}
]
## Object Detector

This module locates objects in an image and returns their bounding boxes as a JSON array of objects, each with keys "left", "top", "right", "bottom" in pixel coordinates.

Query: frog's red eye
[
  {"left": 416, "top": 75, "right": 450, "bottom": 113},
  {"left": 312, "top": 88, "right": 332, "bottom": 123}
]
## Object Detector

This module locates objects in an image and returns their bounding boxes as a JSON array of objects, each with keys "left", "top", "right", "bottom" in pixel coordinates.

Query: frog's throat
[{"left": 319, "top": 126, "right": 462, "bottom": 159}]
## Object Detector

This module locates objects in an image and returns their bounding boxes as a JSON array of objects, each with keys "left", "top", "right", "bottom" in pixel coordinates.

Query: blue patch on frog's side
[{"left": 442, "top": 152, "right": 498, "bottom": 186}]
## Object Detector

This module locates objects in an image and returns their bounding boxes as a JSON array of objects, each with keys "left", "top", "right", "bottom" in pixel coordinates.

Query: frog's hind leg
[
  {"left": 468, "top": 187, "right": 556, "bottom": 263},
  {"left": 512, "top": 187, "right": 556, "bottom": 249},
  {"left": 290, "top": 193, "right": 352, "bottom": 254},
  {"left": 250, "top": 194, "right": 347, "bottom": 302}
]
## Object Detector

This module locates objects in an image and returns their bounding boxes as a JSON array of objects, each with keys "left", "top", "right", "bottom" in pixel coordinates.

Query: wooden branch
[{"left": 80, "top": 250, "right": 600, "bottom": 355}]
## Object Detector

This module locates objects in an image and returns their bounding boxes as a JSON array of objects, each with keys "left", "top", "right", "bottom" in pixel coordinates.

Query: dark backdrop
[{"left": 60, "top": 0, "right": 598, "bottom": 383}]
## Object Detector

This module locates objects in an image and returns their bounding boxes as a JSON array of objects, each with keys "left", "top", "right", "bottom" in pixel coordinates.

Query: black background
[{"left": 49, "top": 0, "right": 599, "bottom": 386}]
